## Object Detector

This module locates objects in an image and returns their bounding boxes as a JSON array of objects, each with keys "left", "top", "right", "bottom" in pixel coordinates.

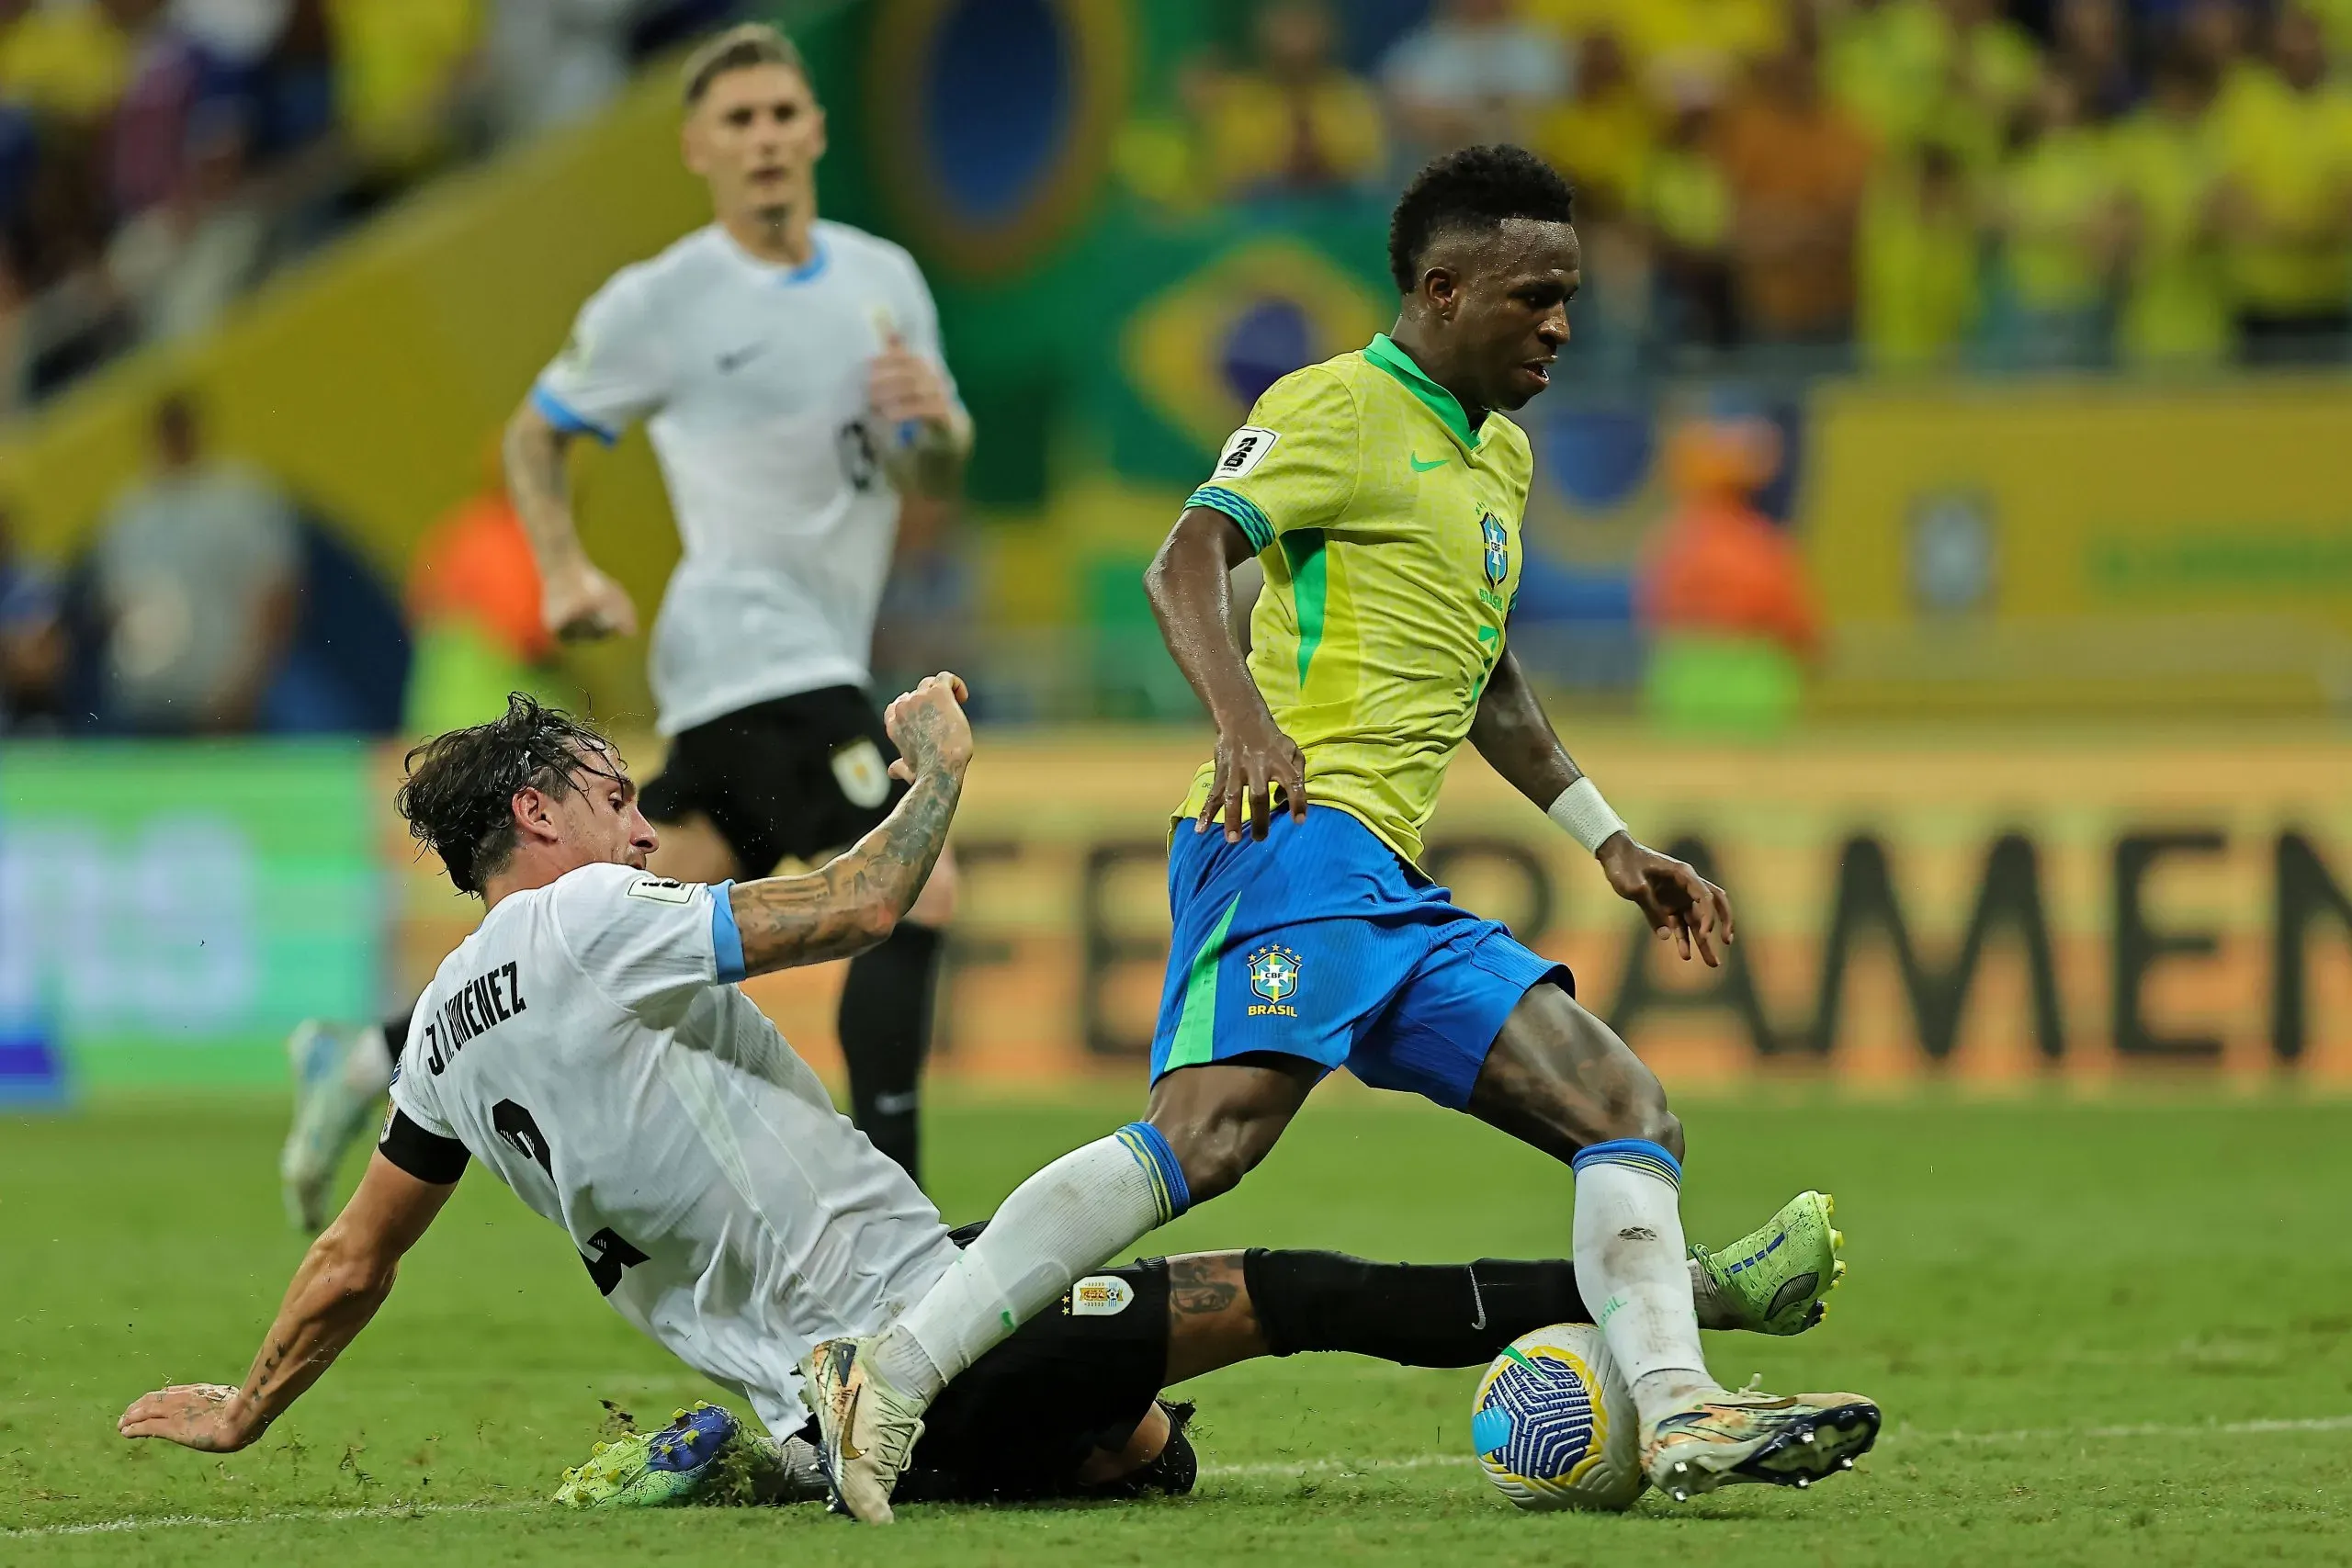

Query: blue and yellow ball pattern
[{"left": 1470, "top": 1323, "right": 1644, "bottom": 1511}]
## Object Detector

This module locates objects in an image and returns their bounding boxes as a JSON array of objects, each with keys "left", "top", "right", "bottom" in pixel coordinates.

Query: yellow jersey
[{"left": 1179, "top": 334, "right": 1533, "bottom": 865}]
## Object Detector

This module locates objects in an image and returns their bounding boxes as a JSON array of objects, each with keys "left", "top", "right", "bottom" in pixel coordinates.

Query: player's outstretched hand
[
  {"left": 1197, "top": 709, "right": 1308, "bottom": 844},
  {"left": 1598, "top": 835, "right": 1736, "bottom": 967},
  {"left": 542, "top": 560, "right": 639, "bottom": 643},
  {"left": 885, "top": 672, "right": 974, "bottom": 782},
  {"left": 118, "top": 1383, "right": 256, "bottom": 1452}
]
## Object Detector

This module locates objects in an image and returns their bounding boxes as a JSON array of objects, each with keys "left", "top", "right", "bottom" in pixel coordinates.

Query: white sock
[
  {"left": 870, "top": 1122, "right": 1190, "bottom": 1402},
  {"left": 1571, "top": 1139, "right": 1715, "bottom": 1427}
]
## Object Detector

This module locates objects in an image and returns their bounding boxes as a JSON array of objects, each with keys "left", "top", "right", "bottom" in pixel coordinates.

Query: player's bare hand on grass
[
  {"left": 1598, "top": 834, "right": 1735, "bottom": 965},
  {"left": 1197, "top": 711, "right": 1307, "bottom": 843},
  {"left": 884, "top": 672, "right": 973, "bottom": 780},
  {"left": 118, "top": 1383, "right": 255, "bottom": 1452},
  {"left": 542, "top": 561, "right": 639, "bottom": 642},
  {"left": 869, "top": 332, "right": 956, "bottom": 429}
]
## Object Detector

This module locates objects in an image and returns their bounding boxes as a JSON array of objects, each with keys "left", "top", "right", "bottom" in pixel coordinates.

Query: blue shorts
[{"left": 1148, "top": 807, "right": 1572, "bottom": 1110}]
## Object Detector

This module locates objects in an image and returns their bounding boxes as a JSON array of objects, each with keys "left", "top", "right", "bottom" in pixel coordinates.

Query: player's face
[
  {"left": 546, "top": 749, "right": 661, "bottom": 874},
  {"left": 684, "top": 63, "right": 827, "bottom": 225},
  {"left": 1447, "top": 220, "right": 1579, "bottom": 412}
]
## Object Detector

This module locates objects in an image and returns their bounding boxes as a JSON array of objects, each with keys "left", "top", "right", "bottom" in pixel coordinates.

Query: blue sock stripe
[
  {"left": 1571, "top": 1137, "right": 1682, "bottom": 1187},
  {"left": 1114, "top": 1122, "right": 1192, "bottom": 1224}
]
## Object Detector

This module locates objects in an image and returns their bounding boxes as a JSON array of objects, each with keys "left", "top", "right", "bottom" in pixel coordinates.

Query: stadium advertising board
[
  {"left": 0, "top": 743, "right": 381, "bottom": 1088},
  {"left": 382, "top": 731, "right": 2352, "bottom": 1091},
  {"left": 1804, "top": 378, "right": 2352, "bottom": 716}
]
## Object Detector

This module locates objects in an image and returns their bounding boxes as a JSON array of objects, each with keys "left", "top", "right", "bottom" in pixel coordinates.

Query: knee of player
[
  {"left": 1148, "top": 1116, "right": 1256, "bottom": 1205},
  {"left": 1591, "top": 1069, "right": 1679, "bottom": 1156},
  {"left": 1642, "top": 1105, "right": 1685, "bottom": 1162}
]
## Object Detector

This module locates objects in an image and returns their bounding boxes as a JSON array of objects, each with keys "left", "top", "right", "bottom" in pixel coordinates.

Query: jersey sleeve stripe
[
  {"left": 709, "top": 880, "right": 747, "bottom": 984},
  {"left": 1187, "top": 485, "right": 1273, "bottom": 551},
  {"left": 531, "top": 382, "right": 619, "bottom": 447}
]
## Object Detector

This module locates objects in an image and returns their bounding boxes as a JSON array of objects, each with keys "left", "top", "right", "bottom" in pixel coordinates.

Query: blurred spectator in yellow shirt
[
  {"left": 2109, "top": 46, "right": 2231, "bottom": 368},
  {"left": 1826, "top": 0, "right": 2038, "bottom": 178},
  {"left": 1526, "top": 0, "right": 1784, "bottom": 100},
  {"left": 323, "top": 0, "right": 483, "bottom": 184},
  {"left": 1987, "top": 70, "right": 2122, "bottom": 368},
  {"left": 1532, "top": 27, "right": 1653, "bottom": 219},
  {"left": 2211, "top": 4, "right": 2352, "bottom": 365},
  {"left": 1642, "top": 85, "right": 1737, "bottom": 349},
  {"left": 1715, "top": 22, "right": 1877, "bottom": 352},
  {"left": 2052, "top": 0, "right": 2133, "bottom": 121},
  {"left": 1381, "top": 0, "right": 1568, "bottom": 162},
  {"left": 2304, "top": 0, "right": 2352, "bottom": 62},
  {"left": 1192, "top": 0, "right": 1385, "bottom": 203},
  {"left": 2183, "top": 0, "right": 2260, "bottom": 87},
  {"left": 1859, "top": 140, "right": 1981, "bottom": 368},
  {"left": 0, "top": 0, "right": 130, "bottom": 123}
]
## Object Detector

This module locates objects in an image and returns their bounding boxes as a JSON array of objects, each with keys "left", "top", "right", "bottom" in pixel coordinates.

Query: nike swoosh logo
[
  {"left": 838, "top": 1383, "right": 865, "bottom": 1461},
  {"left": 716, "top": 344, "right": 766, "bottom": 372},
  {"left": 1410, "top": 455, "right": 1449, "bottom": 471}
]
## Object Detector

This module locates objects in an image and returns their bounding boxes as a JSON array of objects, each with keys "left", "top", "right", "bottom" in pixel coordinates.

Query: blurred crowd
[
  {"left": 0, "top": 0, "right": 736, "bottom": 419},
  {"left": 1152, "top": 0, "right": 2352, "bottom": 372}
]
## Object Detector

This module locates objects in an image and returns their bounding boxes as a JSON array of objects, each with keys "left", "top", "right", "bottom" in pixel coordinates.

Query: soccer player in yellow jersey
[{"left": 798, "top": 148, "right": 1879, "bottom": 1524}]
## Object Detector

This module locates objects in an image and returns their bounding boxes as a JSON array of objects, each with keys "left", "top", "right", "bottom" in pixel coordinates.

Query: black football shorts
[{"left": 639, "top": 685, "right": 907, "bottom": 880}]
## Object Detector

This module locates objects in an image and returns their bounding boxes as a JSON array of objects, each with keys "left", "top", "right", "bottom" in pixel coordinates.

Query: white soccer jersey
[
  {"left": 532, "top": 220, "right": 959, "bottom": 736},
  {"left": 383, "top": 862, "right": 959, "bottom": 1433}
]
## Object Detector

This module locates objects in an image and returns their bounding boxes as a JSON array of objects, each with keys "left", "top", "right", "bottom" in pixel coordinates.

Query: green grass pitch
[{"left": 5, "top": 1090, "right": 2351, "bottom": 1565}]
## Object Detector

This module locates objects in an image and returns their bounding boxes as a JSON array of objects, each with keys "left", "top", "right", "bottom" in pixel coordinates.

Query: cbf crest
[
  {"left": 1479, "top": 513, "right": 1510, "bottom": 587},
  {"left": 1247, "top": 943, "right": 1303, "bottom": 1018}
]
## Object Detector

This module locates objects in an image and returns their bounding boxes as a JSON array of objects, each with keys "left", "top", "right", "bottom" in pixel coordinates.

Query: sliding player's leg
[
  {"left": 1159, "top": 1191, "right": 1847, "bottom": 1387},
  {"left": 560, "top": 1193, "right": 1856, "bottom": 1513},
  {"left": 280, "top": 1011, "right": 406, "bottom": 1230}
]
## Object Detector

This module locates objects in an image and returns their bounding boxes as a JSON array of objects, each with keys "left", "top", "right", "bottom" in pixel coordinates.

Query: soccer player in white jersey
[
  {"left": 281, "top": 24, "right": 969, "bottom": 1220},
  {"left": 121, "top": 689, "right": 1852, "bottom": 1508}
]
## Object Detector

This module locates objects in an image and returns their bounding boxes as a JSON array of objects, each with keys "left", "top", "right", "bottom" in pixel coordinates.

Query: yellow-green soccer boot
[
  {"left": 1690, "top": 1190, "right": 1846, "bottom": 1336},
  {"left": 555, "top": 1404, "right": 745, "bottom": 1509}
]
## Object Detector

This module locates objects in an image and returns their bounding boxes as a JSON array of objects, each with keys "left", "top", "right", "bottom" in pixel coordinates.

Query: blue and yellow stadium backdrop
[{"left": 1, "top": 0, "right": 2348, "bottom": 1088}]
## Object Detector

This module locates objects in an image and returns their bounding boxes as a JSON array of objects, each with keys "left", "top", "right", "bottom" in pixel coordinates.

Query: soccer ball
[{"left": 1470, "top": 1322, "right": 1645, "bottom": 1511}]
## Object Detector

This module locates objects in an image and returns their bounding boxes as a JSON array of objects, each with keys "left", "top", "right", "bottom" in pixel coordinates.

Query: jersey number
[
  {"left": 837, "top": 418, "right": 882, "bottom": 492},
  {"left": 491, "top": 1099, "right": 650, "bottom": 1298}
]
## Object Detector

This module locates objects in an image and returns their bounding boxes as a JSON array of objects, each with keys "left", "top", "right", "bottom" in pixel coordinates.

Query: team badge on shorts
[
  {"left": 1480, "top": 513, "right": 1510, "bottom": 587},
  {"left": 829, "top": 739, "right": 892, "bottom": 809},
  {"left": 1247, "top": 944, "right": 1303, "bottom": 1017}
]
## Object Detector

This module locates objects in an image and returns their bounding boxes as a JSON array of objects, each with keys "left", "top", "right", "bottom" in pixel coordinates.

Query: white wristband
[{"left": 1546, "top": 777, "right": 1628, "bottom": 856}]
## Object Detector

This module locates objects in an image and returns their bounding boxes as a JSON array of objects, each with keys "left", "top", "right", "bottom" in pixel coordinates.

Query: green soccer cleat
[
  {"left": 554, "top": 1404, "right": 744, "bottom": 1509},
  {"left": 1690, "top": 1190, "right": 1847, "bottom": 1336}
]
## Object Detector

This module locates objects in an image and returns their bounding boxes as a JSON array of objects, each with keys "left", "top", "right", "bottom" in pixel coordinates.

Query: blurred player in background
[
  {"left": 281, "top": 23, "right": 969, "bottom": 1225},
  {"left": 798, "top": 147, "right": 1879, "bottom": 1524}
]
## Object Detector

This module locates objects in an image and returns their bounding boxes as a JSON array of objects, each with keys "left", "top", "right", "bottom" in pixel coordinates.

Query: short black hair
[
  {"left": 395, "top": 694, "right": 619, "bottom": 896},
  {"left": 1387, "top": 144, "right": 1577, "bottom": 295}
]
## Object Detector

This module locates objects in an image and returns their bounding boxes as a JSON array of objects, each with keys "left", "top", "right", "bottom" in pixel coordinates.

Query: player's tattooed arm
[
  {"left": 118, "top": 1155, "right": 457, "bottom": 1453},
  {"left": 729, "top": 673, "right": 974, "bottom": 975},
  {"left": 504, "top": 395, "right": 639, "bottom": 642}
]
